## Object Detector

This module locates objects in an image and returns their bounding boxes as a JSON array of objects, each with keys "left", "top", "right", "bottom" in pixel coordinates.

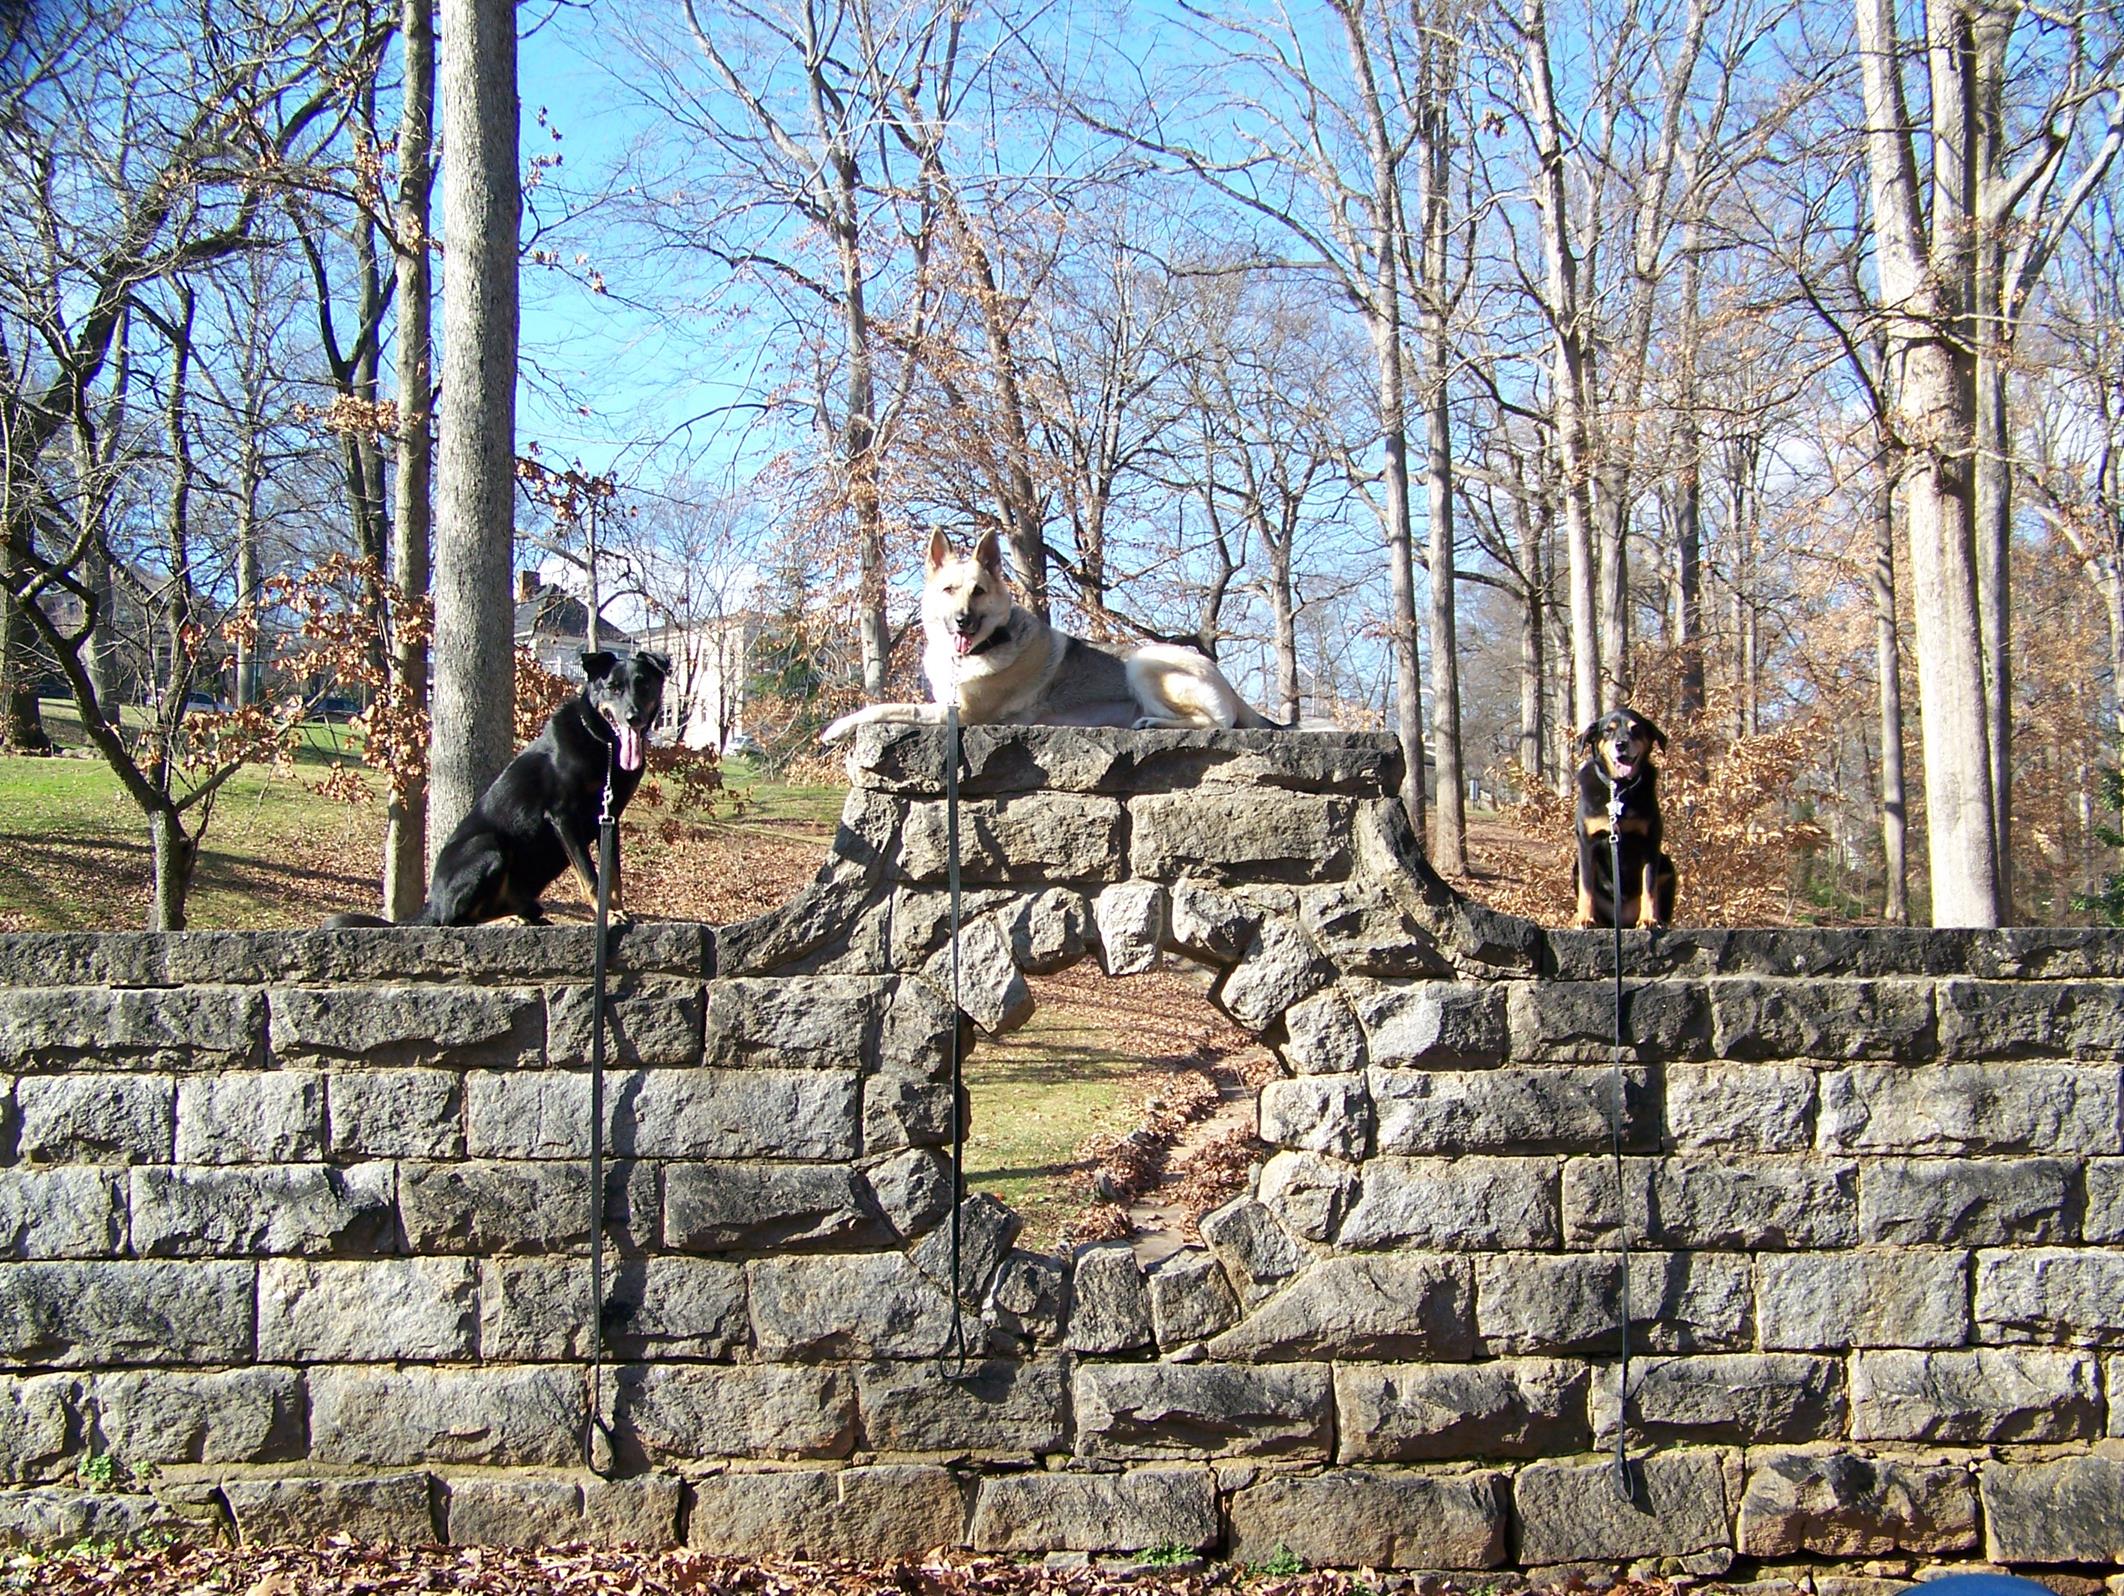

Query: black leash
[
  {"left": 584, "top": 749, "right": 617, "bottom": 1474},
  {"left": 938, "top": 698, "right": 972, "bottom": 1377},
  {"left": 1604, "top": 780, "right": 1635, "bottom": 1501}
]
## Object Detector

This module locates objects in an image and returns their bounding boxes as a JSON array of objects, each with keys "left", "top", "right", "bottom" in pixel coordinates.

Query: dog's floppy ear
[
  {"left": 1639, "top": 715, "right": 1668, "bottom": 750},
  {"left": 972, "top": 527, "right": 1005, "bottom": 578},
  {"left": 925, "top": 528, "right": 954, "bottom": 573},
  {"left": 637, "top": 650, "right": 672, "bottom": 677},
  {"left": 581, "top": 650, "right": 618, "bottom": 681},
  {"left": 1579, "top": 719, "right": 1602, "bottom": 751}
]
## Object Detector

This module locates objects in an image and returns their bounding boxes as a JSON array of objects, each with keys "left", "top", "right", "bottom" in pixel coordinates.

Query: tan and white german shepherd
[{"left": 821, "top": 529, "right": 1279, "bottom": 741}]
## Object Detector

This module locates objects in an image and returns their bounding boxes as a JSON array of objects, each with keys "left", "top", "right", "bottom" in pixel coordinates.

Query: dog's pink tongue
[
  {"left": 617, "top": 721, "right": 643, "bottom": 772},
  {"left": 955, "top": 633, "right": 974, "bottom": 656}
]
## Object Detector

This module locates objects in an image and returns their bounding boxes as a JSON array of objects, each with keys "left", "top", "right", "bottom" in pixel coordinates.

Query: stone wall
[{"left": 0, "top": 726, "right": 2120, "bottom": 1577}]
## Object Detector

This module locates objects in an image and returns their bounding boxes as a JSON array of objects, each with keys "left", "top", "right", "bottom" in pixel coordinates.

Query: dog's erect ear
[
  {"left": 581, "top": 650, "right": 617, "bottom": 682},
  {"left": 972, "top": 528, "right": 1005, "bottom": 578},
  {"left": 925, "top": 528, "right": 954, "bottom": 573},
  {"left": 1638, "top": 715, "right": 1668, "bottom": 750},
  {"left": 637, "top": 650, "right": 672, "bottom": 677},
  {"left": 1579, "top": 719, "right": 1602, "bottom": 751}
]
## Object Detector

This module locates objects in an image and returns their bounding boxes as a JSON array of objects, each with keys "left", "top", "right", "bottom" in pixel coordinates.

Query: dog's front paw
[{"left": 820, "top": 711, "right": 864, "bottom": 744}]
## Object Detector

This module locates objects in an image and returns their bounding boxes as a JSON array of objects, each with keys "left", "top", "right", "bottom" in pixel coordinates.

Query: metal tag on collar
[{"left": 1607, "top": 790, "right": 1625, "bottom": 824}]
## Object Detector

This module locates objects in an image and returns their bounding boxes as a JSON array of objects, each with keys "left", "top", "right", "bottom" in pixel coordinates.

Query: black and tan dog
[
  {"left": 329, "top": 648, "right": 669, "bottom": 927},
  {"left": 1572, "top": 707, "right": 1678, "bottom": 929}
]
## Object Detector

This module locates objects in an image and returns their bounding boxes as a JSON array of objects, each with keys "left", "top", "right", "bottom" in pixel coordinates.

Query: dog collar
[{"left": 963, "top": 625, "right": 1011, "bottom": 658}]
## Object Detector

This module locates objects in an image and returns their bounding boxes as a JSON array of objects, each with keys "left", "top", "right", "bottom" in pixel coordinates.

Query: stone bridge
[{"left": 0, "top": 726, "right": 2119, "bottom": 1577}]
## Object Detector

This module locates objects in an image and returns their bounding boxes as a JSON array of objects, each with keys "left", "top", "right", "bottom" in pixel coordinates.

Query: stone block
[
  {"left": 1147, "top": 1249, "right": 1240, "bottom": 1346},
  {"left": 129, "top": 1162, "right": 396, "bottom": 1257},
  {"left": 1370, "top": 1066, "right": 1649, "bottom": 1155},
  {"left": 1094, "top": 884, "right": 1166, "bottom": 977},
  {"left": 1505, "top": 980, "right": 1707, "bottom": 1062},
  {"left": 17, "top": 1075, "right": 172, "bottom": 1164},
  {"left": 1710, "top": 978, "right": 1936, "bottom": 1060},
  {"left": 0, "top": 1168, "right": 121, "bottom": 1258},
  {"left": 174, "top": 1072, "right": 323, "bottom": 1163},
  {"left": 1515, "top": 1449, "right": 1734, "bottom": 1564},
  {"left": 268, "top": 985, "right": 542, "bottom": 1066},
  {"left": 1073, "top": 1361, "right": 1330, "bottom": 1459},
  {"left": 608, "top": 1363, "right": 855, "bottom": 1463},
  {"left": 1335, "top": 1358, "right": 1588, "bottom": 1461},
  {"left": 687, "top": 1465, "right": 966, "bottom": 1560},
  {"left": 921, "top": 912, "right": 1033, "bottom": 1035},
  {"left": 445, "top": 1475, "right": 681, "bottom": 1548},
  {"left": 2088, "top": 1159, "right": 2124, "bottom": 1242},
  {"left": 258, "top": 1257, "right": 476, "bottom": 1361},
  {"left": 985, "top": 1249, "right": 1068, "bottom": 1346},
  {"left": 400, "top": 1159, "right": 603, "bottom": 1254},
  {"left": 1665, "top": 1064, "right": 1816, "bottom": 1151},
  {"left": 1477, "top": 1250, "right": 1754, "bottom": 1356},
  {"left": 327, "top": 1068, "right": 462, "bottom": 1158},
  {"left": 0, "top": 1487, "right": 185, "bottom": 1551},
  {"left": 902, "top": 792, "right": 1127, "bottom": 884},
  {"left": 1974, "top": 1247, "right": 2124, "bottom": 1345},
  {"left": 1227, "top": 1470, "right": 1508, "bottom": 1570},
  {"left": 1258, "top": 1151, "right": 1358, "bottom": 1242},
  {"left": 856, "top": 1356, "right": 1068, "bottom": 1455},
  {"left": 1199, "top": 1198, "right": 1306, "bottom": 1306},
  {"left": 626, "top": 1068, "right": 860, "bottom": 1160},
  {"left": 1279, "top": 990, "right": 1367, "bottom": 1074},
  {"left": 1353, "top": 980, "right": 1508, "bottom": 1066},
  {"left": 750, "top": 1250, "right": 956, "bottom": 1358},
  {"left": 1260, "top": 1073, "right": 1371, "bottom": 1159},
  {"left": 1737, "top": 1450, "right": 1979, "bottom": 1557},
  {"left": 1166, "top": 883, "right": 1261, "bottom": 964},
  {"left": 1939, "top": 979, "right": 2124, "bottom": 1059},
  {"left": 480, "top": 1255, "right": 747, "bottom": 1361},
  {"left": 864, "top": 1071, "right": 954, "bottom": 1152},
  {"left": 0, "top": 985, "right": 259, "bottom": 1070},
  {"left": 1566, "top": 1156, "right": 1857, "bottom": 1250},
  {"left": 912, "top": 1194, "right": 1020, "bottom": 1304},
  {"left": 309, "top": 1364, "right": 581, "bottom": 1466},
  {"left": 1851, "top": 1349, "right": 2100, "bottom": 1442},
  {"left": 1980, "top": 1457, "right": 2124, "bottom": 1564},
  {"left": 0, "top": 1376, "right": 71, "bottom": 1483},
  {"left": 1217, "top": 920, "right": 1328, "bottom": 1032},
  {"left": 85, "top": 1367, "right": 302, "bottom": 1464},
  {"left": 224, "top": 1473, "right": 436, "bottom": 1545},
  {"left": 464, "top": 1071, "right": 592, "bottom": 1158},
  {"left": 1758, "top": 1251, "right": 1969, "bottom": 1349},
  {"left": 546, "top": 977, "right": 705, "bottom": 1067},
  {"left": 867, "top": 1148, "right": 954, "bottom": 1241},
  {"left": 1822, "top": 1065, "right": 2120, "bottom": 1155},
  {"left": 663, "top": 1161, "right": 882, "bottom": 1252},
  {"left": 1599, "top": 1354, "right": 1845, "bottom": 1443},
  {"left": 1129, "top": 790, "right": 1352, "bottom": 882},
  {"left": 969, "top": 1466, "right": 1217, "bottom": 1553},
  {"left": 1860, "top": 1158, "right": 2074, "bottom": 1245},
  {"left": 1340, "top": 1156, "right": 1558, "bottom": 1249},
  {"left": 1299, "top": 885, "right": 1451, "bottom": 978},
  {"left": 703, "top": 976, "right": 889, "bottom": 1066},
  {"left": 881, "top": 976, "right": 958, "bottom": 1080},
  {"left": 1208, "top": 1254, "right": 1474, "bottom": 1362},
  {"left": 1010, "top": 889, "right": 1092, "bottom": 974},
  {"left": 1067, "top": 1243, "right": 1152, "bottom": 1353},
  {"left": 0, "top": 1261, "right": 253, "bottom": 1366}
]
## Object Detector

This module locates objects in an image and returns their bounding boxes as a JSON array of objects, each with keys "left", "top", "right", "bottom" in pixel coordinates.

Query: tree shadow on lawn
[{"left": 0, "top": 830, "right": 378, "bottom": 930}]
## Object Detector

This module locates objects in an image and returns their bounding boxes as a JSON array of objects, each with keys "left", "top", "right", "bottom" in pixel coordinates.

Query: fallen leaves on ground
[{"left": 16, "top": 1542, "right": 1675, "bottom": 1596}]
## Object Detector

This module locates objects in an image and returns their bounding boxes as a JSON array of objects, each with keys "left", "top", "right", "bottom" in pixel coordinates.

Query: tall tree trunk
[
  {"left": 1854, "top": 0, "right": 2000, "bottom": 925},
  {"left": 235, "top": 433, "right": 263, "bottom": 708},
  {"left": 1872, "top": 458, "right": 1910, "bottom": 923},
  {"left": 1519, "top": 502, "right": 1545, "bottom": 782},
  {"left": 1268, "top": 529, "right": 1299, "bottom": 724},
  {"left": 386, "top": 0, "right": 436, "bottom": 920},
  {"left": 0, "top": 524, "right": 49, "bottom": 750},
  {"left": 430, "top": 0, "right": 520, "bottom": 860},
  {"left": 1674, "top": 215, "right": 1706, "bottom": 717},
  {"left": 1521, "top": 0, "right": 1599, "bottom": 731},
  {"left": 148, "top": 804, "right": 197, "bottom": 933},
  {"left": 1418, "top": 21, "right": 1464, "bottom": 874}
]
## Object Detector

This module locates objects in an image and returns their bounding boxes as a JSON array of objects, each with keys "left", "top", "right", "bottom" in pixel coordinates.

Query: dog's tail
[
  {"left": 1234, "top": 703, "right": 1287, "bottom": 730},
  {"left": 321, "top": 912, "right": 393, "bottom": 929}
]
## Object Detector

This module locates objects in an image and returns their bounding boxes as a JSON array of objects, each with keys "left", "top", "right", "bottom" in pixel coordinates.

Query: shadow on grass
[{"left": 0, "top": 828, "right": 377, "bottom": 930}]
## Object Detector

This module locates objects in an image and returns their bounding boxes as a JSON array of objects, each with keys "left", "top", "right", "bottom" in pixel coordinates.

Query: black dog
[
  {"left": 329, "top": 649, "right": 669, "bottom": 927},
  {"left": 1572, "top": 707, "right": 1678, "bottom": 929}
]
